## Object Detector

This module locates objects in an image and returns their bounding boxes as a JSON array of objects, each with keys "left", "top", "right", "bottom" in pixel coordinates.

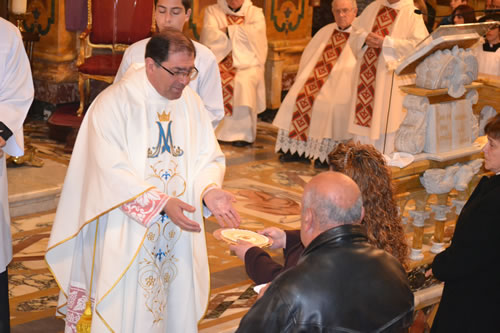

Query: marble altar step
[{"left": 7, "top": 159, "right": 67, "bottom": 218}]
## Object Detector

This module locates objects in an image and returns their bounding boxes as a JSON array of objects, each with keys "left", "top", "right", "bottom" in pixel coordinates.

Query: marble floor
[{"left": 7, "top": 120, "right": 447, "bottom": 332}]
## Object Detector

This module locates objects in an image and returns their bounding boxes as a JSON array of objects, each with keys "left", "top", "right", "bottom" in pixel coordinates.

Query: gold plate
[{"left": 214, "top": 228, "right": 271, "bottom": 248}]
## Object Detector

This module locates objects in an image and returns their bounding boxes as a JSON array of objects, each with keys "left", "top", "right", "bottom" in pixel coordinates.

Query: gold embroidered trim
[
  {"left": 46, "top": 187, "right": 155, "bottom": 323},
  {"left": 46, "top": 186, "right": 155, "bottom": 252}
]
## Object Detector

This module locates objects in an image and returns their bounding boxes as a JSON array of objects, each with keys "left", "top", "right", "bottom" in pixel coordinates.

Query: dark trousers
[{"left": 0, "top": 268, "right": 10, "bottom": 333}]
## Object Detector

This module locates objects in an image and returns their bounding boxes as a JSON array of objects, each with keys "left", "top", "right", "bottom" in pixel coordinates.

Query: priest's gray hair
[
  {"left": 332, "top": 0, "right": 357, "bottom": 9},
  {"left": 145, "top": 27, "right": 196, "bottom": 63},
  {"left": 302, "top": 187, "right": 363, "bottom": 226}
]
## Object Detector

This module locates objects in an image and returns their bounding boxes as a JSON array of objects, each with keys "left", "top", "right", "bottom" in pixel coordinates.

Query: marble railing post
[
  {"left": 430, "top": 193, "right": 450, "bottom": 254},
  {"left": 409, "top": 191, "right": 430, "bottom": 261}
]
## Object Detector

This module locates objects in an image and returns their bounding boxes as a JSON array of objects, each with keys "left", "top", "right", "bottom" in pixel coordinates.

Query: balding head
[{"left": 300, "top": 172, "right": 364, "bottom": 247}]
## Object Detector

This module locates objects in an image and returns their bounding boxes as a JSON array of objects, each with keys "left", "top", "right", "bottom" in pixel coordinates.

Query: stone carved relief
[
  {"left": 454, "top": 159, "right": 483, "bottom": 191},
  {"left": 420, "top": 165, "right": 459, "bottom": 194},
  {"left": 395, "top": 95, "right": 430, "bottom": 154},
  {"left": 479, "top": 106, "right": 497, "bottom": 136},
  {"left": 415, "top": 45, "right": 478, "bottom": 98},
  {"left": 420, "top": 159, "right": 483, "bottom": 195}
]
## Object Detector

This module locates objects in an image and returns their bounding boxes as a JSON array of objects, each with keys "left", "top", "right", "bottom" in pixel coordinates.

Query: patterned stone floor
[{"left": 7, "top": 120, "right": 452, "bottom": 332}]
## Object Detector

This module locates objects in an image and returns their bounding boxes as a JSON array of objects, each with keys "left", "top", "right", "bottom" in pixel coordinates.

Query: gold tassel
[
  {"left": 76, "top": 300, "right": 93, "bottom": 333},
  {"left": 76, "top": 218, "right": 100, "bottom": 333}
]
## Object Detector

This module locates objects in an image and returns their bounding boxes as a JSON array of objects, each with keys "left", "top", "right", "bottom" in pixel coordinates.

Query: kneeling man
[{"left": 237, "top": 171, "right": 414, "bottom": 332}]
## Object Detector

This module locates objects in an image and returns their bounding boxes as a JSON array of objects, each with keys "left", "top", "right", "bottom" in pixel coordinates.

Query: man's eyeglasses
[{"left": 154, "top": 59, "right": 199, "bottom": 81}]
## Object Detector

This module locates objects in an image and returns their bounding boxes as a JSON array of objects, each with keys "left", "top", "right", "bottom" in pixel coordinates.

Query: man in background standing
[
  {"left": 347, "top": 0, "right": 428, "bottom": 154},
  {"left": 273, "top": 0, "right": 358, "bottom": 168},
  {"left": 0, "top": 17, "right": 34, "bottom": 333},
  {"left": 201, "top": 0, "right": 268, "bottom": 147}
]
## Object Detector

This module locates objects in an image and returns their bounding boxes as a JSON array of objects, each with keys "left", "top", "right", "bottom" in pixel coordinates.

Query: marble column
[{"left": 26, "top": 0, "right": 79, "bottom": 105}]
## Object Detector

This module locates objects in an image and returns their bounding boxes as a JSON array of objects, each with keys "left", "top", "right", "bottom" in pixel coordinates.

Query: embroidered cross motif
[
  {"left": 354, "top": 6, "right": 398, "bottom": 128},
  {"left": 219, "top": 14, "right": 245, "bottom": 116},
  {"left": 288, "top": 30, "right": 350, "bottom": 141},
  {"left": 155, "top": 248, "right": 166, "bottom": 261}
]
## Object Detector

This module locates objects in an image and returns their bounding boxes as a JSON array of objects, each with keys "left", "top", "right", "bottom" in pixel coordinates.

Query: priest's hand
[
  {"left": 164, "top": 198, "right": 201, "bottom": 233},
  {"left": 365, "top": 32, "right": 384, "bottom": 48},
  {"left": 259, "top": 227, "right": 286, "bottom": 250},
  {"left": 203, "top": 188, "right": 241, "bottom": 228},
  {"left": 0, "top": 137, "right": 5, "bottom": 158},
  {"left": 229, "top": 239, "right": 254, "bottom": 260}
]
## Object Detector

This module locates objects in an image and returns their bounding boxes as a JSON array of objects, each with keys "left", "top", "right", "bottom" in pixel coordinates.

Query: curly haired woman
[
  {"left": 230, "top": 142, "right": 409, "bottom": 284},
  {"left": 328, "top": 142, "right": 409, "bottom": 267}
]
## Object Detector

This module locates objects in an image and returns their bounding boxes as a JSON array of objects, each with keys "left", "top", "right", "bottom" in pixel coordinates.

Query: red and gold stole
[
  {"left": 219, "top": 14, "right": 245, "bottom": 116},
  {"left": 288, "top": 29, "right": 350, "bottom": 141},
  {"left": 353, "top": 6, "right": 398, "bottom": 128}
]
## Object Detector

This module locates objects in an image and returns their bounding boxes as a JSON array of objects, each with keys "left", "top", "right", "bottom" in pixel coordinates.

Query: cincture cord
[
  {"left": 382, "top": 70, "right": 396, "bottom": 154},
  {"left": 76, "top": 218, "right": 99, "bottom": 333}
]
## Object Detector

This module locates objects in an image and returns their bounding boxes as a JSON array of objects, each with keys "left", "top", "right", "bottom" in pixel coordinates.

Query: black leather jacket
[{"left": 236, "top": 224, "right": 414, "bottom": 333}]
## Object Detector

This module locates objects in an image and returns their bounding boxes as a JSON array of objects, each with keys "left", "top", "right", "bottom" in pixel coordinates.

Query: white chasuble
[
  {"left": 201, "top": 0, "right": 268, "bottom": 143},
  {"left": 46, "top": 65, "right": 225, "bottom": 333},
  {"left": 347, "top": 0, "right": 428, "bottom": 153},
  {"left": 273, "top": 23, "right": 357, "bottom": 162}
]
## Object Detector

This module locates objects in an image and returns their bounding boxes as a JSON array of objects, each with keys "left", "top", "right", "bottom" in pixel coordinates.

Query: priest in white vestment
[
  {"left": 200, "top": 0, "right": 268, "bottom": 146},
  {"left": 473, "top": 14, "right": 500, "bottom": 77},
  {"left": 114, "top": 0, "right": 224, "bottom": 128},
  {"left": 273, "top": 0, "right": 358, "bottom": 166},
  {"left": 0, "top": 17, "right": 34, "bottom": 333},
  {"left": 46, "top": 29, "right": 240, "bottom": 333},
  {"left": 348, "top": 0, "right": 428, "bottom": 153}
]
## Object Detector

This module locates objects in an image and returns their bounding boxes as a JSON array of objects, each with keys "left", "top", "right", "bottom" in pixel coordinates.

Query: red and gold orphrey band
[
  {"left": 219, "top": 14, "right": 245, "bottom": 116},
  {"left": 354, "top": 6, "right": 398, "bottom": 128},
  {"left": 288, "top": 30, "right": 350, "bottom": 141}
]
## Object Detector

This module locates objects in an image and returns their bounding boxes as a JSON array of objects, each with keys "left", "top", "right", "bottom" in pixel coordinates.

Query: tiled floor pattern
[{"left": 7, "top": 120, "right": 447, "bottom": 332}]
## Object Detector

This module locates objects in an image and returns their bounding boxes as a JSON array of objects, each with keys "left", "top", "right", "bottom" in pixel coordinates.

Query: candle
[{"left": 11, "top": 0, "right": 27, "bottom": 14}]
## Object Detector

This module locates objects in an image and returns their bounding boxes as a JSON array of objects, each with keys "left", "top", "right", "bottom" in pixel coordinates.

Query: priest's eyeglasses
[{"left": 154, "top": 60, "right": 199, "bottom": 81}]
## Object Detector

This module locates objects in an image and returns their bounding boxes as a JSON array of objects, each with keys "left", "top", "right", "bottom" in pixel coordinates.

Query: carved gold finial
[{"left": 157, "top": 111, "right": 171, "bottom": 122}]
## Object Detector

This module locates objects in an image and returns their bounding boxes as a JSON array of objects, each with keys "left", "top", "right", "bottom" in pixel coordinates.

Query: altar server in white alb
[
  {"left": 348, "top": 0, "right": 428, "bottom": 153},
  {"left": 46, "top": 29, "right": 240, "bottom": 333},
  {"left": 273, "top": 0, "right": 358, "bottom": 166},
  {"left": 0, "top": 17, "right": 34, "bottom": 333},
  {"left": 201, "top": 0, "right": 268, "bottom": 147},
  {"left": 114, "top": 0, "right": 224, "bottom": 128}
]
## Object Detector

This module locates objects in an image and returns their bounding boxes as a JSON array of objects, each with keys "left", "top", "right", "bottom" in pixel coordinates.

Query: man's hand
[
  {"left": 365, "top": 32, "right": 384, "bottom": 48},
  {"left": 259, "top": 227, "right": 286, "bottom": 250},
  {"left": 0, "top": 137, "right": 5, "bottom": 159},
  {"left": 229, "top": 239, "right": 254, "bottom": 260},
  {"left": 203, "top": 188, "right": 241, "bottom": 228},
  {"left": 164, "top": 197, "right": 201, "bottom": 232}
]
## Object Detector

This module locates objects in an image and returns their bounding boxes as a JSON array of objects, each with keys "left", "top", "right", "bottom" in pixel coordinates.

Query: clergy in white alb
[
  {"left": 347, "top": 0, "right": 428, "bottom": 153},
  {"left": 273, "top": 0, "right": 358, "bottom": 163},
  {"left": 200, "top": 0, "right": 268, "bottom": 145},
  {"left": 46, "top": 30, "right": 240, "bottom": 333},
  {"left": 114, "top": 0, "right": 224, "bottom": 128},
  {"left": 473, "top": 14, "right": 500, "bottom": 77},
  {"left": 0, "top": 17, "right": 34, "bottom": 333}
]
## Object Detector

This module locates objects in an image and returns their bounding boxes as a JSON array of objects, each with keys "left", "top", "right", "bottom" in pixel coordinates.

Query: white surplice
[
  {"left": 273, "top": 23, "right": 357, "bottom": 162},
  {"left": 200, "top": 0, "right": 267, "bottom": 143},
  {"left": 348, "top": 0, "right": 428, "bottom": 153},
  {"left": 473, "top": 42, "right": 500, "bottom": 77},
  {"left": 114, "top": 38, "right": 224, "bottom": 128},
  {"left": 0, "top": 17, "right": 34, "bottom": 273},
  {"left": 46, "top": 64, "right": 225, "bottom": 332}
]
